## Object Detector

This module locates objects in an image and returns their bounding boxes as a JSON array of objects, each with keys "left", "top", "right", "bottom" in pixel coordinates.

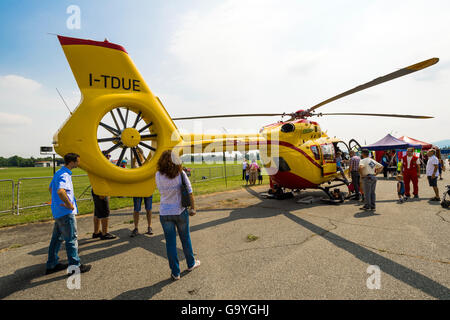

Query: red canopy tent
[{"left": 397, "top": 136, "right": 434, "bottom": 150}]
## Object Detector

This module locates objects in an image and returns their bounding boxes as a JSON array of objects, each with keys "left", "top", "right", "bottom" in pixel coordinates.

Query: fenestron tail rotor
[{"left": 97, "top": 107, "right": 158, "bottom": 168}]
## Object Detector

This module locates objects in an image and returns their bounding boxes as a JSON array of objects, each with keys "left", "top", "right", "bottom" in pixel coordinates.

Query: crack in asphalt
[
  {"left": 436, "top": 210, "right": 450, "bottom": 224},
  {"left": 323, "top": 235, "right": 450, "bottom": 265},
  {"left": 302, "top": 211, "right": 450, "bottom": 266},
  {"left": 302, "top": 213, "right": 408, "bottom": 232},
  {"left": 209, "top": 210, "right": 450, "bottom": 266},
  {"left": 211, "top": 214, "right": 339, "bottom": 256}
]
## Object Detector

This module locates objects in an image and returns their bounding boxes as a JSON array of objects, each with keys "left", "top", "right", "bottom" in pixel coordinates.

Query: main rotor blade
[
  {"left": 316, "top": 112, "right": 433, "bottom": 119},
  {"left": 307, "top": 57, "right": 439, "bottom": 113},
  {"left": 172, "top": 113, "right": 286, "bottom": 120}
]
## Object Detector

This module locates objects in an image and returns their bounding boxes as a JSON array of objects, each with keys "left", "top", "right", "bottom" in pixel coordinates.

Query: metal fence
[
  {"left": 6, "top": 164, "right": 244, "bottom": 215},
  {"left": 188, "top": 165, "right": 242, "bottom": 182},
  {"left": 16, "top": 175, "right": 92, "bottom": 215},
  {"left": 0, "top": 179, "right": 14, "bottom": 214}
]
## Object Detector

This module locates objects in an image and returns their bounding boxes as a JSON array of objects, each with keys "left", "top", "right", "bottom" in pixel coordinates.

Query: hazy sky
[{"left": 0, "top": 0, "right": 449, "bottom": 157}]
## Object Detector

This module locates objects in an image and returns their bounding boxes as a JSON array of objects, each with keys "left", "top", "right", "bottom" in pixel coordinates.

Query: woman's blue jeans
[
  {"left": 46, "top": 213, "right": 80, "bottom": 269},
  {"left": 160, "top": 209, "right": 195, "bottom": 277}
]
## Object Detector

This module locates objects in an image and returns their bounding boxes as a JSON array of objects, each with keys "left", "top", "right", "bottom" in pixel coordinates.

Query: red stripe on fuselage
[
  {"left": 58, "top": 35, "right": 128, "bottom": 54},
  {"left": 219, "top": 139, "right": 321, "bottom": 187},
  {"left": 271, "top": 171, "right": 318, "bottom": 189}
]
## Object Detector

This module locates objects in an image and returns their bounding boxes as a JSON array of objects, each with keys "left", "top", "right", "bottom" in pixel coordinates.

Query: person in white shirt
[
  {"left": 242, "top": 160, "right": 248, "bottom": 180},
  {"left": 155, "top": 150, "right": 200, "bottom": 280},
  {"left": 359, "top": 149, "right": 384, "bottom": 211},
  {"left": 426, "top": 149, "right": 440, "bottom": 201}
]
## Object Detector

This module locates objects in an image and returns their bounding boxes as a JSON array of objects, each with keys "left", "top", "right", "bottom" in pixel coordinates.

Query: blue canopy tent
[
  {"left": 363, "top": 134, "right": 421, "bottom": 151},
  {"left": 363, "top": 134, "right": 423, "bottom": 175}
]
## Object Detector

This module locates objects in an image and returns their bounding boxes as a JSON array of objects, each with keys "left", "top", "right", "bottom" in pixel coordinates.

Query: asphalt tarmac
[{"left": 0, "top": 173, "right": 449, "bottom": 300}]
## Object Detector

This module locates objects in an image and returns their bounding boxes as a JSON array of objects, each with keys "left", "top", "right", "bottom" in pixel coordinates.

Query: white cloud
[
  {"left": 0, "top": 112, "right": 32, "bottom": 126},
  {"left": 0, "top": 75, "right": 41, "bottom": 92},
  {"left": 0, "top": 75, "right": 79, "bottom": 157},
  {"left": 153, "top": 0, "right": 450, "bottom": 144}
]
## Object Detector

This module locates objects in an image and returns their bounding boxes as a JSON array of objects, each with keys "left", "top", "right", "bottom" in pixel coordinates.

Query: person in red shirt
[{"left": 401, "top": 148, "right": 421, "bottom": 200}]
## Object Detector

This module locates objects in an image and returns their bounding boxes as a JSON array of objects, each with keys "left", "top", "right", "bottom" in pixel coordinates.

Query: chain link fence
[{"left": 0, "top": 180, "right": 14, "bottom": 215}]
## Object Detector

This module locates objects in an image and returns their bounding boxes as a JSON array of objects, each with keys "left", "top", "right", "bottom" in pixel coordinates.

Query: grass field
[{"left": 0, "top": 162, "right": 268, "bottom": 228}]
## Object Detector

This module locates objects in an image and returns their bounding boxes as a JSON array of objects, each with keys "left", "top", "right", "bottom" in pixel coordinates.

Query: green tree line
[{"left": 0, "top": 156, "right": 63, "bottom": 167}]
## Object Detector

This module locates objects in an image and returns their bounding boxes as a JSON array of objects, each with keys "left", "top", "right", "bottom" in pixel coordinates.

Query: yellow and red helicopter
[{"left": 52, "top": 35, "right": 438, "bottom": 199}]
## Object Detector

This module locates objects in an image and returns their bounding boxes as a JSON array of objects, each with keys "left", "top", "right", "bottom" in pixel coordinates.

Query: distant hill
[{"left": 433, "top": 139, "right": 450, "bottom": 148}]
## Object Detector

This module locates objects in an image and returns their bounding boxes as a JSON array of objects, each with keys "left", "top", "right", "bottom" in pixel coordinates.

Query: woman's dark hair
[
  {"left": 157, "top": 150, "right": 182, "bottom": 179},
  {"left": 64, "top": 153, "right": 80, "bottom": 165}
]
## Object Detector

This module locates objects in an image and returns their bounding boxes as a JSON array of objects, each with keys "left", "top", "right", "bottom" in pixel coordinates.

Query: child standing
[
  {"left": 397, "top": 175, "right": 405, "bottom": 203},
  {"left": 257, "top": 167, "right": 263, "bottom": 184}
]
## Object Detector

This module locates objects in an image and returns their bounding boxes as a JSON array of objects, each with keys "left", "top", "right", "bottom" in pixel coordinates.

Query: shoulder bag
[{"left": 180, "top": 172, "right": 191, "bottom": 207}]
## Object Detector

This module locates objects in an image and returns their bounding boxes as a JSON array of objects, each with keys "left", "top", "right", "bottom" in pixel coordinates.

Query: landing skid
[
  {"left": 318, "top": 178, "right": 350, "bottom": 200},
  {"left": 266, "top": 187, "right": 294, "bottom": 200},
  {"left": 264, "top": 178, "right": 354, "bottom": 203}
]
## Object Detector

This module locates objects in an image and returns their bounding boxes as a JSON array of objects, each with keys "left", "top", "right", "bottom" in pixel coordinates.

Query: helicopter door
[{"left": 320, "top": 143, "right": 336, "bottom": 177}]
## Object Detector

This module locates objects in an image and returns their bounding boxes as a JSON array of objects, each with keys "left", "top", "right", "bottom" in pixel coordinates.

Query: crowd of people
[
  {"left": 45, "top": 150, "right": 200, "bottom": 281},
  {"left": 346, "top": 147, "right": 445, "bottom": 210},
  {"left": 242, "top": 159, "right": 263, "bottom": 185},
  {"left": 44, "top": 147, "right": 445, "bottom": 279}
]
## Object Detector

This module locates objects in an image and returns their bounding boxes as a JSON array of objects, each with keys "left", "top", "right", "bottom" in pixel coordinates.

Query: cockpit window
[
  {"left": 311, "top": 145, "right": 320, "bottom": 160},
  {"left": 320, "top": 144, "right": 335, "bottom": 161}
]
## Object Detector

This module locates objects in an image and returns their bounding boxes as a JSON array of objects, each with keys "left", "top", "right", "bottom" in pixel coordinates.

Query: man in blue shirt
[{"left": 46, "top": 153, "right": 91, "bottom": 275}]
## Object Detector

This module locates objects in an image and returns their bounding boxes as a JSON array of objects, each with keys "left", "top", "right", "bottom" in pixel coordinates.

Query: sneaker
[
  {"left": 45, "top": 263, "right": 68, "bottom": 275},
  {"left": 397, "top": 199, "right": 403, "bottom": 204},
  {"left": 171, "top": 273, "right": 180, "bottom": 281},
  {"left": 413, "top": 195, "right": 419, "bottom": 199},
  {"left": 67, "top": 264, "right": 92, "bottom": 276},
  {"left": 404, "top": 197, "right": 409, "bottom": 202},
  {"left": 146, "top": 227, "right": 154, "bottom": 235},
  {"left": 130, "top": 228, "right": 139, "bottom": 237},
  {"left": 187, "top": 260, "right": 201, "bottom": 271},
  {"left": 100, "top": 233, "right": 116, "bottom": 240},
  {"left": 430, "top": 197, "right": 441, "bottom": 202},
  {"left": 92, "top": 232, "right": 102, "bottom": 239},
  {"left": 360, "top": 206, "right": 370, "bottom": 210}
]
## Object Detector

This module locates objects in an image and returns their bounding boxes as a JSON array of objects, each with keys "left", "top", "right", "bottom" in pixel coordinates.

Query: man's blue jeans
[
  {"left": 160, "top": 209, "right": 195, "bottom": 277},
  {"left": 46, "top": 213, "right": 80, "bottom": 269}
]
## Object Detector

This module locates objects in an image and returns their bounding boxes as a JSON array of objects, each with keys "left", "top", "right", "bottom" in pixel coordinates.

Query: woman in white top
[{"left": 155, "top": 150, "right": 200, "bottom": 280}]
